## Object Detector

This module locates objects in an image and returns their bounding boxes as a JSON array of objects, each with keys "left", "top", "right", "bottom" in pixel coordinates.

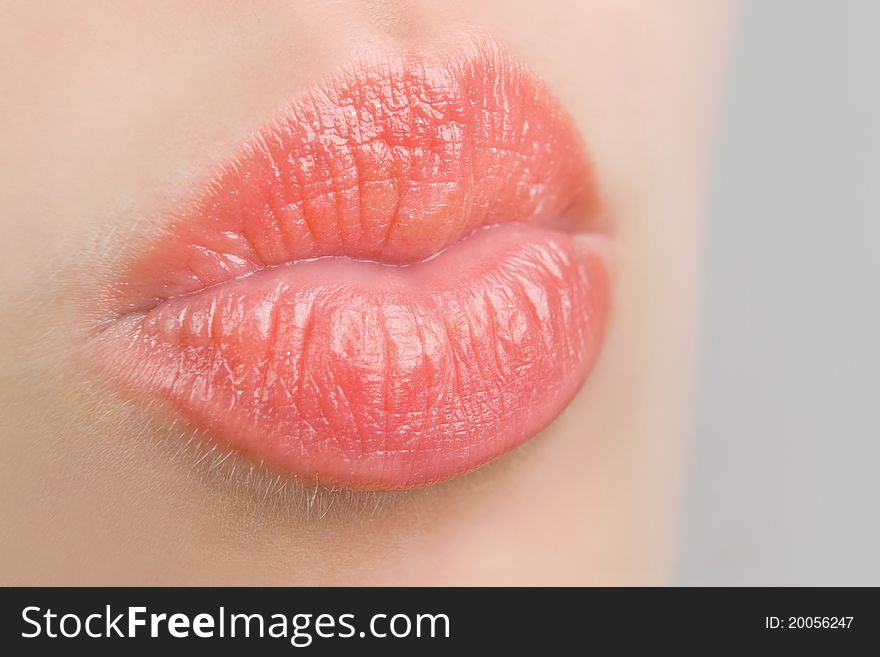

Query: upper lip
[
  {"left": 97, "top": 35, "right": 610, "bottom": 489},
  {"left": 115, "top": 37, "right": 600, "bottom": 315}
]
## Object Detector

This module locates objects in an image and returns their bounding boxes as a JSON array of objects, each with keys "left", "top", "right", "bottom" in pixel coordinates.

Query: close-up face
[{"left": 0, "top": 1, "right": 730, "bottom": 584}]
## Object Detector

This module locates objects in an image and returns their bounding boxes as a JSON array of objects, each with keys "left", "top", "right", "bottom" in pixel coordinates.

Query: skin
[{"left": 0, "top": 1, "right": 730, "bottom": 584}]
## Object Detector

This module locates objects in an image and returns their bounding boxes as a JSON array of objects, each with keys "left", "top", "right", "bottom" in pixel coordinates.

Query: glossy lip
[{"left": 95, "top": 36, "right": 611, "bottom": 490}]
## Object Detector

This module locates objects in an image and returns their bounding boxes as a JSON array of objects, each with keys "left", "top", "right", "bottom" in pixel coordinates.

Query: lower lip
[{"left": 99, "top": 223, "right": 609, "bottom": 489}]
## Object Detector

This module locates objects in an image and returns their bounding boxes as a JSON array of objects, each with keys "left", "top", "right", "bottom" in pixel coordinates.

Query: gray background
[{"left": 676, "top": 0, "right": 879, "bottom": 585}]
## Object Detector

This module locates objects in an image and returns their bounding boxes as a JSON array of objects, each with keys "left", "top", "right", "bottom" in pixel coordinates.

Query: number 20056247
[{"left": 765, "top": 617, "right": 853, "bottom": 629}]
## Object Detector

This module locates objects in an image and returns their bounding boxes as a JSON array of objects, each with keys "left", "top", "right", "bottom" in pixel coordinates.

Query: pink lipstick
[{"left": 96, "top": 37, "right": 610, "bottom": 489}]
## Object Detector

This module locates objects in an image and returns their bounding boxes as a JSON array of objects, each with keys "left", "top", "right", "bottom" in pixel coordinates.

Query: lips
[{"left": 96, "top": 37, "right": 610, "bottom": 489}]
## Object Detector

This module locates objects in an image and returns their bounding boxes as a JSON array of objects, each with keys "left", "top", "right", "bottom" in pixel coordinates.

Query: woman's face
[{"left": 0, "top": 1, "right": 729, "bottom": 584}]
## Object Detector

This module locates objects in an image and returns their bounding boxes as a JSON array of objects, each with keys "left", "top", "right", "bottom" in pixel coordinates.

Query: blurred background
[{"left": 676, "top": 0, "right": 879, "bottom": 585}]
